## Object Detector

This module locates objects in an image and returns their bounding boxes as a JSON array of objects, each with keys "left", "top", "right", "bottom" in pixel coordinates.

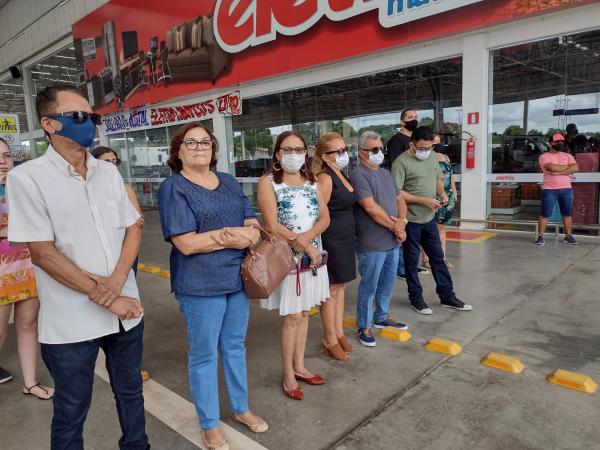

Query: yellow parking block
[
  {"left": 137, "top": 263, "right": 146, "bottom": 270},
  {"left": 425, "top": 337, "right": 462, "bottom": 356},
  {"left": 159, "top": 270, "right": 171, "bottom": 278},
  {"left": 308, "top": 306, "right": 319, "bottom": 316},
  {"left": 379, "top": 327, "right": 412, "bottom": 342},
  {"left": 144, "top": 266, "right": 161, "bottom": 274},
  {"left": 480, "top": 352, "right": 524, "bottom": 374},
  {"left": 343, "top": 316, "right": 356, "bottom": 329},
  {"left": 546, "top": 369, "right": 597, "bottom": 394}
]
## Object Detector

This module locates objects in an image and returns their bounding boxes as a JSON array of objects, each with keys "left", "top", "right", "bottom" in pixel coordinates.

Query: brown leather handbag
[{"left": 241, "top": 227, "right": 295, "bottom": 299}]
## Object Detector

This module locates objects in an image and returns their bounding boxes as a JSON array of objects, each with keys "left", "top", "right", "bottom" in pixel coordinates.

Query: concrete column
[{"left": 460, "top": 34, "right": 490, "bottom": 230}]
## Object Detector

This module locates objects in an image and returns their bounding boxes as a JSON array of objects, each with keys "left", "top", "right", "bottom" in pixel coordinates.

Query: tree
[
  {"left": 503, "top": 125, "right": 524, "bottom": 136},
  {"left": 527, "top": 129, "right": 543, "bottom": 136}
]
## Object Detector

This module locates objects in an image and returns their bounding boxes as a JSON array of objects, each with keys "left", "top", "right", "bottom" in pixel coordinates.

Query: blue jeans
[
  {"left": 404, "top": 218, "right": 455, "bottom": 303},
  {"left": 176, "top": 289, "right": 249, "bottom": 431},
  {"left": 356, "top": 247, "right": 399, "bottom": 329},
  {"left": 396, "top": 245, "right": 405, "bottom": 276},
  {"left": 540, "top": 188, "right": 573, "bottom": 218},
  {"left": 41, "top": 321, "right": 148, "bottom": 450}
]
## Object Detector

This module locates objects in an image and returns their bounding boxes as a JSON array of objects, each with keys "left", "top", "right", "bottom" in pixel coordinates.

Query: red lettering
[
  {"left": 214, "top": 0, "right": 254, "bottom": 48},
  {"left": 256, "top": 0, "right": 318, "bottom": 37},
  {"left": 328, "top": 0, "right": 355, "bottom": 13},
  {"left": 206, "top": 101, "right": 216, "bottom": 115}
]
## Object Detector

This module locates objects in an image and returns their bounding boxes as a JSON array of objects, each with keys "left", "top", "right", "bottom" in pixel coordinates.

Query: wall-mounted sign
[
  {"left": 467, "top": 112, "right": 479, "bottom": 125},
  {"left": 552, "top": 108, "right": 599, "bottom": 116},
  {"left": 73, "top": 0, "right": 587, "bottom": 116},
  {"left": 0, "top": 113, "right": 21, "bottom": 154},
  {"left": 102, "top": 91, "right": 242, "bottom": 134},
  {"left": 214, "top": 0, "right": 484, "bottom": 53}
]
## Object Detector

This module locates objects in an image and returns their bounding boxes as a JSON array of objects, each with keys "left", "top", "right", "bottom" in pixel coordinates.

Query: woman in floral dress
[
  {"left": 0, "top": 137, "right": 53, "bottom": 398},
  {"left": 257, "top": 131, "right": 330, "bottom": 401}
]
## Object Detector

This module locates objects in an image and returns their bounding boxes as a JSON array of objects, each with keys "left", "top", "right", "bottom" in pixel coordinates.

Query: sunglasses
[
  {"left": 48, "top": 111, "right": 102, "bottom": 125},
  {"left": 362, "top": 146, "right": 385, "bottom": 154},
  {"left": 324, "top": 147, "right": 349, "bottom": 157}
]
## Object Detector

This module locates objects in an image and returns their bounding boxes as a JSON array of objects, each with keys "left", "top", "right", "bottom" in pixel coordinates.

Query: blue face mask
[{"left": 53, "top": 115, "right": 97, "bottom": 148}]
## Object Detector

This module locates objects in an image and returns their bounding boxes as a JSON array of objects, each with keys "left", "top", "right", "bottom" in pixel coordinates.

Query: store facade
[{"left": 4, "top": 0, "right": 600, "bottom": 232}]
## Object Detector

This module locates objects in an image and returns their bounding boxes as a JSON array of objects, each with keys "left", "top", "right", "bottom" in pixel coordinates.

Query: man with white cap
[{"left": 536, "top": 133, "right": 579, "bottom": 245}]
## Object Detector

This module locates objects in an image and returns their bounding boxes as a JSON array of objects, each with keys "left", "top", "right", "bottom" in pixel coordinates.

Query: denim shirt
[{"left": 158, "top": 172, "right": 255, "bottom": 296}]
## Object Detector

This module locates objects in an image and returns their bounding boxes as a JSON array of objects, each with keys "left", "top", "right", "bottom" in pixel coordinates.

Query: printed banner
[
  {"left": 102, "top": 91, "right": 241, "bottom": 134},
  {"left": 0, "top": 205, "right": 37, "bottom": 306},
  {"left": 0, "top": 113, "right": 21, "bottom": 154}
]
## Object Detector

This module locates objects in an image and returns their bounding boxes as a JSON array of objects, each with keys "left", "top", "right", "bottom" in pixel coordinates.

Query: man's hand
[
  {"left": 423, "top": 198, "right": 442, "bottom": 210},
  {"left": 107, "top": 296, "right": 144, "bottom": 320},
  {"left": 396, "top": 230, "right": 407, "bottom": 243},
  {"left": 439, "top": 193, "right": 449, "bottom": 206},
  {"left": 85, "top": 271, "right": 127, "bottom": 307}
]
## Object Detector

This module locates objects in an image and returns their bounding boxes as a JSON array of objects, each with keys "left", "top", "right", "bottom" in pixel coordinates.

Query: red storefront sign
[{"left": 72, "top": 0, "right": 590, "bottom": 115}]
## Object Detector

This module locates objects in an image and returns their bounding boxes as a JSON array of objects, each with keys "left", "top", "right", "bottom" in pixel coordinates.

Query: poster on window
[
  {"left": 0, "top": 203, "right": 37, "bottom": 306},
  {"left": 0, "top": 113, "right": 21, "bottom": 154}
]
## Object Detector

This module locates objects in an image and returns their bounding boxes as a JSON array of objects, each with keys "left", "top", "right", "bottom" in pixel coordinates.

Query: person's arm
[
  {"left": 257, "top": 175, "right": 296, "bottom": 240},
  {"left": 553, "top": 162, "right": 579, "bottom": 175},
  {"left": 28, "top": 241, "right": 143, "bottom": 319},
  {"left": 297, "top": 182, "right": 330, "bottom": 244},
  {"left": 400, "top": 190, "right": 441, "bottom": 210},
  {"left": 316, "top": 172, "right": 333, "bottom": 204},
  {"left": 358, "top": 197, "right": 398, "bottom": 230},
  {"left": 125, "top": 183, "right": 144, "bottom": 228}
]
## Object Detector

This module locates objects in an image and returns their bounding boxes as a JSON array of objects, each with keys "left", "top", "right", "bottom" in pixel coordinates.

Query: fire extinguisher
[{"left": 466, "top": 136, "right": 476, "bottom": 169}]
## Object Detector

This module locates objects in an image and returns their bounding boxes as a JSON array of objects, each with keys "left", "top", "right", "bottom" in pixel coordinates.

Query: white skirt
[{"left": 260, "top": 266, "right": 330, "bottom": 316}]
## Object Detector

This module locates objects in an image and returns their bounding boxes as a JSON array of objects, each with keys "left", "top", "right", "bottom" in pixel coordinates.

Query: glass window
[
  {"left": 489, "top": 29, "right": 600, "bottom": 232},
  {"left": 107, "top": 133, "right": 128, "bottom": 178},
  {"left": 27, "top": 44, "right": 80, "bottom": 129},
  {"left": 232, "top": 57, "right": 463, "bottom": 207},
  {"left": 0, "top": 76, "right": 28, "bottom": 133}
]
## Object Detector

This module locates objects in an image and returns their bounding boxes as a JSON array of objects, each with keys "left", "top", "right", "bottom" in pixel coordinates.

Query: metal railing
[{"left": 453, "top": 218, "right": 600, "bottom": 237}]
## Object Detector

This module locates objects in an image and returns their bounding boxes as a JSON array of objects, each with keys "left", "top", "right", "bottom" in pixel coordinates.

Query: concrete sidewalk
[{"left": 1, "top": 212, "right": 598, "bottom": 450}]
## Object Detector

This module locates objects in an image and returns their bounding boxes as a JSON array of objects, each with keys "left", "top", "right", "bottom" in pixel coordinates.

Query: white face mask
[
  {"left": 368, "top": 150, "right": 384, "bottom": 166},
  {"left": 333, "top": 151, "right": 349, "bottom": 170},
  {"left": 414, "top": 149, "right": 432, "bottom": 161},
  {"left": 280, "top": 154, "right": 305, "bottom": 173}
]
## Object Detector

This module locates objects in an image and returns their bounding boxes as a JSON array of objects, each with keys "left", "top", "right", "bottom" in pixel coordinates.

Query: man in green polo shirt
[{"left": 392, "top": 126, "right": 472, "bottom": 315}]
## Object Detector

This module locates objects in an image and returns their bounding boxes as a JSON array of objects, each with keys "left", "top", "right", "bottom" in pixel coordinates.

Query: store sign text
[
  {"left": 214, "top": 0, "right": 484, "bottom": 53},
  {"left": 102, "top": 92, "right": 242, "bottom": 134}
]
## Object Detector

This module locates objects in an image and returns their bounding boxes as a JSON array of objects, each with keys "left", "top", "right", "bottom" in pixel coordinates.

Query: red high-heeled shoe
[
  {"left": 294, "top": 373, "right": 326, "bottom": 385},
  {"left": 282, "top": 382, "right": 304, "bottom": 400}
]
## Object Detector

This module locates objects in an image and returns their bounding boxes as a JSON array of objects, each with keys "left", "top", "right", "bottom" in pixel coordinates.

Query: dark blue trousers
[
  {"left": 41, "top": 320, "right": 149, "bottom": 450},
  {"left": 403, "top": 218, "right": 455, "bottom": 303}
]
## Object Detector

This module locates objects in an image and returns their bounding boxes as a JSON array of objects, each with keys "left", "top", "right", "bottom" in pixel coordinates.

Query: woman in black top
[{"left": 314, "top": 132, "right": 357, "bottom": 361}]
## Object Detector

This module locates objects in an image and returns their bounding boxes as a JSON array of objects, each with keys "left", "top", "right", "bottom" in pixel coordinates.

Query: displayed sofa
[{"left": 166, "top": 15, "right": 229, "bottom": 83}]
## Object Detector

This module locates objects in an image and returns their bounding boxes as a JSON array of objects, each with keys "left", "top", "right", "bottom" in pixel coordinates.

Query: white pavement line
[{"left": 95, "top": 353, "right": 268, "bottom": 450}]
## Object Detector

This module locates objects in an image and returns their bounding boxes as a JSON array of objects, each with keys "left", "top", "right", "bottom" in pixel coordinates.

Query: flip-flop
[{"left": 23, "top": 382, "right": 53, "bottom": 400}]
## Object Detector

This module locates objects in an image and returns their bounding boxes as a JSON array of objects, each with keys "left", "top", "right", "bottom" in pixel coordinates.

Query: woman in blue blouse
[{"left": 158, "top": 122, "right": 267, "bottom": 450}]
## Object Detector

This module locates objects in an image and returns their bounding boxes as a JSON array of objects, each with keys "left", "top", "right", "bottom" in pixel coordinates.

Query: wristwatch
[{"left": 399, "top": 217, "right": 408, "bottom": 225}]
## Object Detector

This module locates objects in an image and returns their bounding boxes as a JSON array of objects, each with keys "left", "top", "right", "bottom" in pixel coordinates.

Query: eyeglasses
[
  {"left": 412, "top": 143, "right": 434, "bottom": 152},
  {"left": 279, "top": 147, "right": 307, "bottom": 155},
  {"left": 106, "top": 158, "right": 121, "bottom": 167},
  {"left": 183, "top": 139, "right": 214, "bottom": 151},
  {"left": 362, "top": 146, "right": 385, "bottom": 154},
  {"left": 47, "top": 111, "right": 102, "bottom": 125},
  {"left": 324, "top": 147, "right": 348, "bottom": 157}
]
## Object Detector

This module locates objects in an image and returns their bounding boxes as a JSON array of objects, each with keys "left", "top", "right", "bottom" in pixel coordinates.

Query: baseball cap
[{"left": 549, "top": 133, "right": 565, "bottom": 143}]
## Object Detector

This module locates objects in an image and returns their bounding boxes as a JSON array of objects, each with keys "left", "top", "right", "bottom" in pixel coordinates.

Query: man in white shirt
[{"left": 7, "top": 85, "right": 148, "bottom": 450}]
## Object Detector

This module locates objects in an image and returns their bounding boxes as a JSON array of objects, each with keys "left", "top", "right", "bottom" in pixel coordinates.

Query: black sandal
[{"left": 23, "top": 382, "right": 53, "bottom": 400}]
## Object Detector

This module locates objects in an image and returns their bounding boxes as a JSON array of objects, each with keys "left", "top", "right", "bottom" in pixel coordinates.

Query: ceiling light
[{"left": 31, "top": 71, "right": 52, "bottom": 75}]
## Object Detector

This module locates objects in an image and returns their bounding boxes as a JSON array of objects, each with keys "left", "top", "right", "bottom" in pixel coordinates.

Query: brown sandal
[
  {"left": 337, "top": 334, "right": 356, "bottom": 352},
  {"left": 23, "top": 383, "right": 53, "bottom": 400},
  {"left": 322, "top": 340, "right": 350, "bottom": 361}
]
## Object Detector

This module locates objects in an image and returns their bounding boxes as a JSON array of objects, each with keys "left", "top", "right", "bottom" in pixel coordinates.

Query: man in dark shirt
[{"left": 386, "top": 108, "right": 419, "bottom": 165}]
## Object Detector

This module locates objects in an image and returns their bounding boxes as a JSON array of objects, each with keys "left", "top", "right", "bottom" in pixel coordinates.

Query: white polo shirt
[{"left": 7, "top": 145, "right": 142, "bottom": 344}]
